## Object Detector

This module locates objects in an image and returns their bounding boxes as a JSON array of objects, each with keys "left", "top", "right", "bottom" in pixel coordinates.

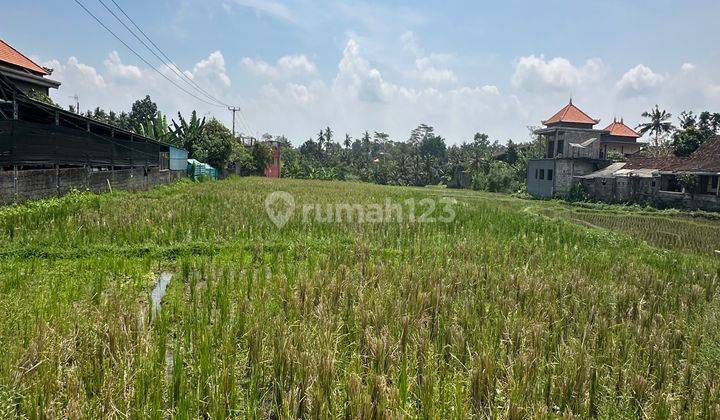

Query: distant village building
[
  {"left": 526, "top": 100, "right": 643, "bottom": 198},
  {"left": 579, "top": 137, "right": 720, "bottom": 211},
  {"left": 526, "top": 100, "right": 720, "bottom": 211},
  {"left": 0, "top": 40, "right": 60, "bottom": 96},
  {"left": 264, "top": 140, "right": 281, "bottom": 178}
]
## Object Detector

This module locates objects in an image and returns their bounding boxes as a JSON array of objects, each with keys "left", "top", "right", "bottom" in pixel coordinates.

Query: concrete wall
[
  {"left": 0, "top": 166, "right": 185, "bottom": 204},
  {"left": 527, "top": 159, "right": 555, "bottom": 198},
  {"left": 554, "top": 159, "right": 599, "bottom": 196},
  {"left": 541, "top": 128, "right": 601, "bottom": 158},
  {"left": 655, "top": 191, "right": 720, "bottom": 211},
  {"left": 582, "top": 176, "right": 720, "bottom": 211},
  {"left": 582, "top": 176, "right": 658, "bottom": 204}
]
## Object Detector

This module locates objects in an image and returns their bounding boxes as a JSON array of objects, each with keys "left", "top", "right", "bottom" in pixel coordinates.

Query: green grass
[{"left": 0, "top": 177, "right": 719, "bottom": 418}]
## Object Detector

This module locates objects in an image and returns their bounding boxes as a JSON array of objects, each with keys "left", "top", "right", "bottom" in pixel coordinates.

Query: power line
[
  {"left": 98, "top": 0, "right": 227, "bottom": 108},
  {"left": 105, "top": 0, "right": 231, "bottom": 109},
  {"left": 76, "top": 0, "right": 258, "bottom": 139},
  {"left": 102, "top": 0, "right": 257, "bottom": 138},
  {"left": 73, "top": 0, "right": 225, "bottom": 108}
]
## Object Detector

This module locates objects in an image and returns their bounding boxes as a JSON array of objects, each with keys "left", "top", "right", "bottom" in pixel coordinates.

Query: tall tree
[
  {"left": 324, "top": 127, "right": 333, "bottom": 146},
  {"left": 170, "top": 111, "right": 206, "bottom": 157},
  {"left": 129, "top": 95, "right": 158, "bottom": 134},
  {"left": 636, "top": 105, "right": 675, "bottom": 147},
  {"left": 317, "top": 129, "right": 325, "bottom": 154},
  {"left": 409, "top": 124, "right": 434, "bottom": 145}
]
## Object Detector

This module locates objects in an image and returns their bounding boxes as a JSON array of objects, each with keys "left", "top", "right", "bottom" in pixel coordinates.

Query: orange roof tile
[
  {"left": 542, "top": 100, "right": 600, "bottom": 126},
  {"left": 0, "top": 39, "right": 49, "bottom": 75},
  {"left": 603, "top": 118, "right": 641, "bottom": 138}
]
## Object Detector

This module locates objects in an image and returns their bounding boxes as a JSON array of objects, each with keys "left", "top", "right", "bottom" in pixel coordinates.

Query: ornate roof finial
[
  {"left": 569, "top": 96, "right": 573, "bottom": 105},
  {"left": 621, "top": 117, "right": 624, "bottom": 124}
]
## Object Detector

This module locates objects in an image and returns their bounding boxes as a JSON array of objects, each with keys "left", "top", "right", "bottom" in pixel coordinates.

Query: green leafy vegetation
[
  {"left": 0, "top": 178, "right": 719, "bottom": 417},
  {"left": 279, "top": 126, "right": 543, "bottom": 195}
]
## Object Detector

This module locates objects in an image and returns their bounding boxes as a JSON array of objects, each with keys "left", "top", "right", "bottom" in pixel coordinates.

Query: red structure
[{"left": 264, "top": 141, "right": 281, "bottom": 178}]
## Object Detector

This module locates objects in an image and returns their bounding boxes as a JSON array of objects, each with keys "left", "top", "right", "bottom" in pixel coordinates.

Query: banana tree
[{"left": 170, "top": 111, "right": 206, "bottom": 157}]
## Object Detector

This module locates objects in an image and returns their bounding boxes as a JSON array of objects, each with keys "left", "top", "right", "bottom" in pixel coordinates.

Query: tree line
[
  {"left": 75, "top": 95, "right": 272, "bottom": 173},
  {"left": 636, "top": 105, "right": 720, "bottom": 157},
  {"left": 276, "top": 124, "right": 544, "bottom": 193},
  {"left": 75, "top": 95, "right": 720, "bottom": 194}
]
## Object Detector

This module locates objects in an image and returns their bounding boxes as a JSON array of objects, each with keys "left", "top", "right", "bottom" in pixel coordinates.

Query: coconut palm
[{"left": 636, "top": 105, "right": 675, "bottom": 147}]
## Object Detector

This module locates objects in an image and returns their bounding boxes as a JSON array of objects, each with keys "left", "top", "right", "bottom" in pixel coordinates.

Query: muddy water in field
[{"left": 151, "top": 272, "right": 173, "bottom": 318}]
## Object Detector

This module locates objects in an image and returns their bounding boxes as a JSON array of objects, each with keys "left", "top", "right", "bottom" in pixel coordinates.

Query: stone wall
[
  {"left": 581, "top": 176, "right": 658, "bottom": 203},
  {"left": 581, "top": 176, "right": 720, "bottom": 211},
  {"left": 0, "top": 167, "right": 185, "bottom": 204},
  {"left": 554, "top": 159, "right": 599, "bottom": 196}
]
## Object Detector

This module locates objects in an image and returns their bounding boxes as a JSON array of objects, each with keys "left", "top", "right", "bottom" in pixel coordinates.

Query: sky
[{"left": 2, "top": 0, "right": 720, "bottom": 145}]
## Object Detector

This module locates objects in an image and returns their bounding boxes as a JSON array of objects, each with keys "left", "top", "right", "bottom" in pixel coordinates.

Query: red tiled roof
[
  {"left": 542, "top": 100, "right": 600, "bottom": 126},
  {"left": 625, "top": 137, "right": 720, "bottom": 172},
  {"left": 604, "top": 119, "right": 641, "bottom": 138},
  {"left": 0, "top": 39, "right": 49, "bottom": 75}
]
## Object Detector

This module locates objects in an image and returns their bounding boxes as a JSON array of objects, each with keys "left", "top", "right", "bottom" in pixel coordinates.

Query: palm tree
[{"left": 636, "top": 105, "right": 675, "bottom": 147}]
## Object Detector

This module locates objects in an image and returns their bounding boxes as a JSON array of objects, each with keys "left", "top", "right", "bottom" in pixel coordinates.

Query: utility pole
[
  {"left": 228, "top": 106, "right": 240, "bottom": 139},
  {"left": 69, "top": 94, "right": 80, "bottom": 114}
]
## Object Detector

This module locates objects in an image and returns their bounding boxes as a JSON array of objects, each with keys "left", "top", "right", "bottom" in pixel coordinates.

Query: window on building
[
  {"left": 556, "top": 140, "right": 564, "bottom": 156},
  {"left": 548, "top": 169, "right": 553, "bottom": 181},
  {"left": 159, "top": 151, "right": 169, "bottom": 171},
  {"left": 712, "top": 176, "right": 719, "bottom": 191},
  {"left": 547, "top": 140, "right": 555, "bottom": 158},
  {"left": 539, "top": 169, "right": 545, "bottom": 180},
  {"left": 535, "top": 169, "right": 538, "bottom": 179}
]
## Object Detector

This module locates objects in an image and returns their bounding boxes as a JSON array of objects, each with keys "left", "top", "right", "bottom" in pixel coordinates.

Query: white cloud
[
  {"left": 277, "top": 55, "right": 317, "bottom": 74},
  {"left": 193, "top": 51, "right": 231, "bottom": 87},
  {"left": 400, "top": 32, "right": 457, "bottom": 85},
  {"left": 43, "top": 57, "right": 106, "bottom": 90},
  {"left": 227, "top": 0, "right": 294, "bottom": 22},
  {"left": 511, "top": 54, "right": 604, "bottom": 92},
  {"left": 247, "top": 38, "right": 524, "bottom": 143},
  {"left": 37, "top": 38, "right": 720, "bottom": 148},
  {"left": 333, "top": 39, "right": 398, "bottom": 103},
  {"left": 400, "top": 31, "right": 420, "bottom": 55},
  {"left": 681, "top": 62, "right": 696, "bottom": 72},
  {"left": 241, "top": 54, "right": 317, "bottom": 77},
  {"left": 615, "top": 64, "right": 665, "bottom": 97},
  {"left": 41, "top": 51, "right": 231, "bottom": 121},
  {"left": 104, "top": 51, "right": 142, "bottom": 80},
  {"left": 414, "top": 55, "right": 457, "bottom": 84}
]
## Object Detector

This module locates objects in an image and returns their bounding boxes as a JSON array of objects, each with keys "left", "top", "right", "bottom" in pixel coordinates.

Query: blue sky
[{"left": 3, "top": 0, "right": 720, "bottom": 144}]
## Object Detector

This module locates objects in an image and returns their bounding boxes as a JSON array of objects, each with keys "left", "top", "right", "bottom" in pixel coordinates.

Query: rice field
[
  {"left": 1, "top": 177, "right": 719, "bottom": 418},
  {"left": 531, "top": 203, "right": 720, "bottom": 258}
]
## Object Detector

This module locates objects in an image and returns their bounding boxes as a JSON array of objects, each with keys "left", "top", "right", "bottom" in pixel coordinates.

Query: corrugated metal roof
[
  {"left": 578, "top": 163, "right": 658, "bottom": 179},
  {"left": 577, "top": 162, "right": 626, "bottom": 179}
]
